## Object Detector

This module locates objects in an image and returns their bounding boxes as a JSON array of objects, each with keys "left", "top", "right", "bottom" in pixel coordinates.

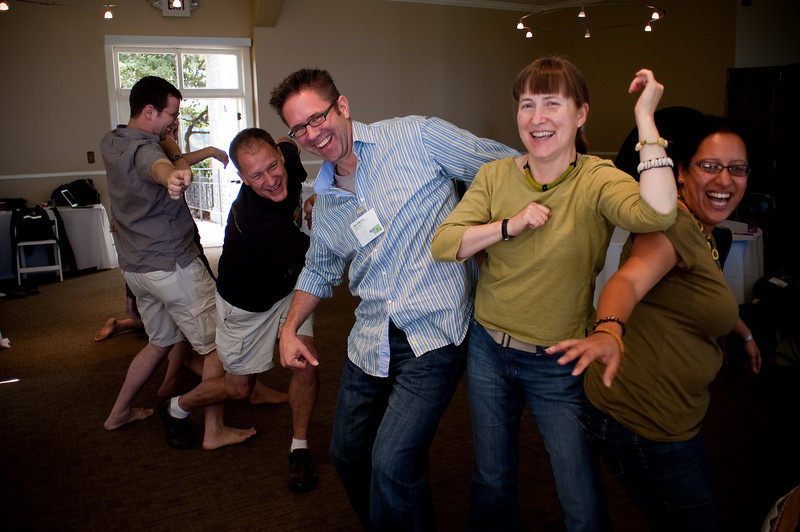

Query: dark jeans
[
  {"left": 467, "top": 321, "right": 610, "bottom": 532},
  {"left": 329, "top": 322, "right": 466, "bottom": 531},
  {"left": 580, "top": 404, "right": 723, "bottom": 532}
]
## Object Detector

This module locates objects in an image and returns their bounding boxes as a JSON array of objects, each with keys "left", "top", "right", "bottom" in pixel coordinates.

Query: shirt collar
[{"left": 314, "top": 120, "right": 370, "bottom": 196}]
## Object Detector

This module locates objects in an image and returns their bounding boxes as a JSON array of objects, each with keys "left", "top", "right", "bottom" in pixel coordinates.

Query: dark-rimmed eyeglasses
[
  {"left": 691, "top": 160, "right": 751, "bottom": 177},
  {"left": 288, "top": 102, "right": 336, "bottom": 139}
]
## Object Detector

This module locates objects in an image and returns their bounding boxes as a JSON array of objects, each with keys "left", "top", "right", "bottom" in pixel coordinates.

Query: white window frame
[{"left": 103, "top": 35, "right": 254, "bottom": 130}]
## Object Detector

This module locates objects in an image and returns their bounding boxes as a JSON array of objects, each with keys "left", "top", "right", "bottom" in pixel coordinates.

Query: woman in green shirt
[
  {"left": 552, "top": 116, "right": 762, "bottom": 531},
  {"left": 431, "top": 57, "right": 677, "bottom": 531}
]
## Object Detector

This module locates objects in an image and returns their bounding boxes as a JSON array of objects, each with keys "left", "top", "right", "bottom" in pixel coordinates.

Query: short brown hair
[
  {"left": 228, "top": 128, "right": 278, "bottom": 171},
  {"left": 512, "top": 57, "right": 590, "bottom": 152},
  {"left": 269, "top": 68, "right": 341, "bottom": 125}
]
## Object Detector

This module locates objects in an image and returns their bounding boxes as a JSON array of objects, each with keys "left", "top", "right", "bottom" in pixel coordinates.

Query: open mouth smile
[
  {"left": 707, "top": 191, "right": 732, "bottom": 208},
  {"left": 315, "top": 135, "right": 332, "bottom": 149}
]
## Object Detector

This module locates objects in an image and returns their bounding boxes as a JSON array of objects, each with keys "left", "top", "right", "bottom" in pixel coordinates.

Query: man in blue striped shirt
[{"left": 270, "top": 68, "right": 517, "bottom": 529}]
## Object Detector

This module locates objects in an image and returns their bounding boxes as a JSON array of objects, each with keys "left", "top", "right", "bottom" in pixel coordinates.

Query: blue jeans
[
  {"left": 467, "top": 321, "right": 610, "bottom": 531},
  {"left": 580, "top": 405, "right": 723, "bottom": 532},
  {"left": 330, "top": 322, "right": 466, "bottom": 531}
]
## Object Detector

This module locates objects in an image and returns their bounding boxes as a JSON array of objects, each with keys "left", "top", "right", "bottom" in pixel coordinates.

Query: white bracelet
[
  {"left": 743, "top": 334, "right": 754, "bottom": 342},
  {"left": 637, "top": 157, "right": 674, "bottom": 174}
]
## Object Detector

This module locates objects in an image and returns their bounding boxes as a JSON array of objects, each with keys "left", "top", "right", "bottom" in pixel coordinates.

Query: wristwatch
[
  {"left": 171, "top": 153, "right": 182, "bottom": 162},
  {"left": 502, "top": 218, "right": 511, "bottom": 241}
]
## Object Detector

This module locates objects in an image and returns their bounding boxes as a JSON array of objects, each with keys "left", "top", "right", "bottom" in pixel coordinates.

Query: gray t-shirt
[{"left": 100, "top": 126, "right": 198, "bottom": 273}]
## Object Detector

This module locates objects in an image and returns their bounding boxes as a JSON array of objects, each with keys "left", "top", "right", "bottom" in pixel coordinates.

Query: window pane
[
  {"left": 182, "top": 53, "right": 239, "bottom": 89},
  {"left": 118, "top": 53, "right": 177, "bottom": 88},
  {"left": 178, "top": 98, "right": 242, "bottom": 154}
]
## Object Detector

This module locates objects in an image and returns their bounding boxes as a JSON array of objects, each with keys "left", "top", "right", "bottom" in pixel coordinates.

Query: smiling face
[
  {"left": 153, "top": 95, "right": 181, "bottom": 140},
  {"left": 517, "top": 91, "right": 587, "bottom": 165},
  {"left": 281, "top": 90, "right": 353, "bottom": 166},
  {"left": 679, "top": 132, "right": 748, "bottom": 232},
  {"left": 236, "top": 141, "right": 288, "bottom": 203}
]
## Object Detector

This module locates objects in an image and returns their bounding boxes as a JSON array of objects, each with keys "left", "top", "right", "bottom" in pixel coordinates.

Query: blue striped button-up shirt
[{"left": 295, "top": 116, "right": 518, "bottom": 377}]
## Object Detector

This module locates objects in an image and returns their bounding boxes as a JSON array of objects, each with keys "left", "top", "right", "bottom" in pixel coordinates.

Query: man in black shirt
[{"left": 161, "top": 128, "right": 319, "bottom": 493}]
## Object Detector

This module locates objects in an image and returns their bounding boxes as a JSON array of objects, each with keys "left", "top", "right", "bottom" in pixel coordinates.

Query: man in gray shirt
[{"left": 100, "top": 76, "right": 220, "bottom": 450}]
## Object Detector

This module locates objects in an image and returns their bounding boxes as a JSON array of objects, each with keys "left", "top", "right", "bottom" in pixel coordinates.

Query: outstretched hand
[
  {"left": 547, "top": 333, "right": 622, "bottom": 388},
  {"left": 628, "top": 69, "right": 664, "bottom": 119},
  {"left": 167, "top": 168, "right": 193, "bottom": 200}
]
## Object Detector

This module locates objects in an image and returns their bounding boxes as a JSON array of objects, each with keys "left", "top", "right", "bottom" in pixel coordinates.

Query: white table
[
  {"left": 1, "top": 204, "right": 118, "bottom": 280},
  {"left": 718, "top": 219, "right": 764, "bottom": 304},
  {"left": 594, "top": 221, "right": 764, "bottom": 307}
]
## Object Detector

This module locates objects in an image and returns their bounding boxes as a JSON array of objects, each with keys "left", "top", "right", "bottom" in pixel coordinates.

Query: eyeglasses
[
  {"left": 691, "top": 160, "right": 751, "bottom": 177},
  {"left": 288, "top": 102, "right": 336, "bottom": 139}
]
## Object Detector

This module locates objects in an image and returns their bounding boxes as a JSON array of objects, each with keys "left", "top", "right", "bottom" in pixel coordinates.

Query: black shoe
[
  {"left": 288, "top": 449, "right": 318, "bottom": 493},
  {"left": 158, "top": 399, "right": 196, "bottom": 450}
]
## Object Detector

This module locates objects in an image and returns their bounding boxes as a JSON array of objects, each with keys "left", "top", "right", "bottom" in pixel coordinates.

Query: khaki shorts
[
  {"left": 215, "top": 290, "right": 313, "bottom": 376},
  {"left": 123, "top": 257, "right": 217, "bottom": 355}
]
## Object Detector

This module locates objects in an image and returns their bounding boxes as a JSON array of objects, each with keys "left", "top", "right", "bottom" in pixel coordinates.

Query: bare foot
[
  {"left": 203, "top": 426, "right": 257, "bottom": 450},
  {"left": 104, "top": 407, "right": 154, "bottom": 430},
  {"left": 248, "top": 383, "right": 288, "bottom": 405},
  {"left": 94, "top": 318, "right": 119, "bottom": 342}
]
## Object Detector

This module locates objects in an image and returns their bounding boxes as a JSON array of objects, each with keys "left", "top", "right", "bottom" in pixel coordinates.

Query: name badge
[{"left": 350, "top": 208, "right": 384, "bottom": 246}]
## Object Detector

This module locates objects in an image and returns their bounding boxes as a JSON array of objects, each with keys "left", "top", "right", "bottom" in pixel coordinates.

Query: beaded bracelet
[
  {"left": 590, "top": 329, "right": 625, "bottom": 358},
  {"left": 592, "top": 316, "right": 626, "bottom": 336},
  {"left": 637, "top": 156, "right": 674, "bottom": 174},
  {"left": 634, "top": 137, "right": 669, "bottom": 151}
]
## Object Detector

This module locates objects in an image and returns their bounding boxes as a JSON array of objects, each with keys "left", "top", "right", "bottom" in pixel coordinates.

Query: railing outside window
[{"left": 185, "top": 168, "right": 222, "bottom": 222}]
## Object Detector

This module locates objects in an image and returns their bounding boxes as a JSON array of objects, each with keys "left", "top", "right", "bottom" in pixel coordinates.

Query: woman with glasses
[
  {"left": 431, "top": 57, "right": 677, "bottom": 531},
  {"left": 551, "top": 115, "right": 762, "bottom": 531}
]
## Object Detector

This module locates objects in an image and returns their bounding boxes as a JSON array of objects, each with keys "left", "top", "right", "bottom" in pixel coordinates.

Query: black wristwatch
[
  {"left": 171, "top": 153, "right": 182, "bottom": 162},
  {"left": 502, "top": 218, "right": 511, "bottom": 241}
]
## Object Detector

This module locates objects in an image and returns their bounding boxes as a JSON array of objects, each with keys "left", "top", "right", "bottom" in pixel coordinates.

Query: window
[{"left": 104, "top": 36, "right": 253, "bottom": 226}]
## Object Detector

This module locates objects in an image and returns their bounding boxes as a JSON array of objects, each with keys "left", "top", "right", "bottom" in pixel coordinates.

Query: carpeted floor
[{"left": 1, "top": 249, "right": 798, "bottom": 531}]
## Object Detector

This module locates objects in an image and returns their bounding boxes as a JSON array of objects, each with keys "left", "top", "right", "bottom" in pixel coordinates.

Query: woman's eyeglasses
[{"left": 691, "top": 160, "right": 751, "bottom": 177}]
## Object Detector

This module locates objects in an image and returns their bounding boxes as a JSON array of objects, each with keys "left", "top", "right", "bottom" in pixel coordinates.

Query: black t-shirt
[{"left": 216, "top": 141, "right": 309, "bottom": 312}]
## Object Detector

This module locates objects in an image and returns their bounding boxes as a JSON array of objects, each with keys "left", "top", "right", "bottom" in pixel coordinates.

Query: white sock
[
  {"left": 291, "top": 438, "right": 308, "bottom": 452},
  {"left": 169, "top": 396, "right": 190, "bottom": 419}
]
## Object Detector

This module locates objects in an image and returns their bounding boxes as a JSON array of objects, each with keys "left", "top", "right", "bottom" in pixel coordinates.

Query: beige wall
[
  {"left": 0, "top": 0, "right": 790, "bottom": 207},
  {"left": 255, "top": 0, "right": 736, "bottom": 158},
  {"left": 0, "top": 0, "right": 252, "bottom": 207}
]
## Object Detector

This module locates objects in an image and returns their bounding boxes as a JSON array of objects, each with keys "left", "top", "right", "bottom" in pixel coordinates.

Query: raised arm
[
  {"left": 548, "top": 231, "right": 680, "bottom": 386},
  {"left": 159, "top": 130, "right": 229, "bottom": 168},
  {"left": 181, "top": 146, "right": 229, "bottom": 167},
  {"left": 628, "top": 69, "right": 677, "bottom": 215}
]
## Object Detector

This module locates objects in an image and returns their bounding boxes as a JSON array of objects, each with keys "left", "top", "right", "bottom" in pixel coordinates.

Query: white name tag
[{"left": 350, "top": 208, "right": 384, "bottom": 246}]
